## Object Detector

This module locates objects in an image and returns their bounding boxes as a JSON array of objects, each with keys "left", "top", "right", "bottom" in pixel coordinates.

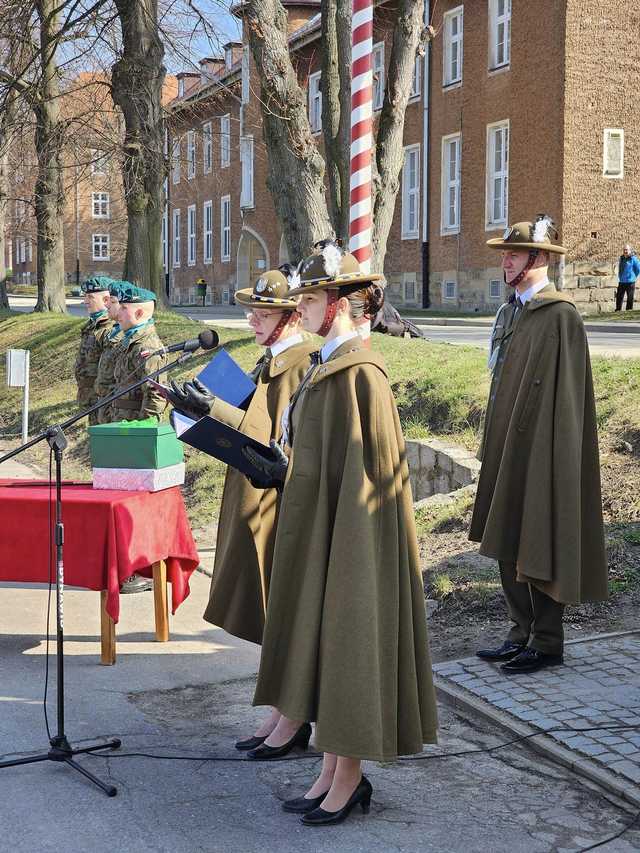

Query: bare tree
[
  {"left": 242, "top": 0, "right": 433, "bottom": 270},
  {"left": 111, "top": 0, "right": 167, "bottom": 303}
]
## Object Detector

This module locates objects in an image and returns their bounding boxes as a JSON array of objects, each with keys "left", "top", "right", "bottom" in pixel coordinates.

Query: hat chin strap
[
  {"left": 317, "top": 290, "right": 339, "bottom": 337},
  {"left": 263, "top": 310, "right": 294, "bottom": 347},
  {"left": 506, "top": 250, "right": 539, "bottom": 289}
]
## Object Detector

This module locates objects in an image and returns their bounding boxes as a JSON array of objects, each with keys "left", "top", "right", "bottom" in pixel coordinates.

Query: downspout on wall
[{"left": 421, "top": 0, "right": 431, "bottom": 308}]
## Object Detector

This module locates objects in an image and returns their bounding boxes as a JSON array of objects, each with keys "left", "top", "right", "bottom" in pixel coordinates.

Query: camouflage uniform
[
  {"left": 95, "top": 325, "right": 124, "bottom": 424},
  {"left": 111, "top": 322, "right": 167, "bottom": 422},
  {"left": 75, "top": 314, "right": 115, "bottom": 425}
]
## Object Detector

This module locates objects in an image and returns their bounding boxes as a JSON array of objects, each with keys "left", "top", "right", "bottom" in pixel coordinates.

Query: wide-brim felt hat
[
  {"left": 487, "top": 217, "right": 567, "bottom": 254},
  {"left": 234, "top": 270, "right": 299, "bottom": 309},
  {"left": 287, "top": 246, "right": 382, "bottom": 296}
]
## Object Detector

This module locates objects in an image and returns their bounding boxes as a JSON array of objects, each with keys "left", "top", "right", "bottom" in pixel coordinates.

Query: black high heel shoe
[
  {"left": 301, "top": 776, "right": 372, "bottom": 826},
  {"left": 235, "top": 734, "right": 267, "bottom": 751},
  {"left": 282, "top": 790, "right": 329, "bottom": 814},
  {"left": 246, "top": 722, "right": 312, "bottom": 760}
]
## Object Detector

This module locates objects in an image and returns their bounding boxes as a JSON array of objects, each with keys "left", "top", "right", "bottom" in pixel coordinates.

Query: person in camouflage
[
  {"left": 110, "top": 283, "right": 167, "bottom": 594},
  {"left": 111, "top": 284, "right": 167, "bottom": 423},
  {"left": 75, "top": 276, "right": 115, "bottom": 425},
  {"left": 94, "top": 280, "right": 127, "bottom": 424}
]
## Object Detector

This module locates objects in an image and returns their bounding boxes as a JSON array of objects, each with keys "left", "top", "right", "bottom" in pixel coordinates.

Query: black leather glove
[
  {"left": 165, "top": 377, "right": 214, "bottom": 420},
  {"left": 242, "top": 440, "right": 289, "bottom": 490}
]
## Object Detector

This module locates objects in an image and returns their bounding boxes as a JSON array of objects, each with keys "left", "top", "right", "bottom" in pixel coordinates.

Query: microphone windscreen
[{"left": 199, "top": 328, "right": 219, "bottom": 350}]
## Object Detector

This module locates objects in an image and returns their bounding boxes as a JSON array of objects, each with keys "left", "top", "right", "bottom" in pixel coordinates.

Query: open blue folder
[
  {"left": 171, "top": 412, "right": 277, "bottom": 487},
  {"left": 196, "top": 349, "right": 256, "bottom": 408}
]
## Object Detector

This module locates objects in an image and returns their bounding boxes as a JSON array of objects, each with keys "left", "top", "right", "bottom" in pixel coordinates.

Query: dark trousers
[
  {"left": 615, "top": 283, "right": 635, "bottom": 311},
  {"left": 499, "top": 561, "right": 565, "bottom": 655}
]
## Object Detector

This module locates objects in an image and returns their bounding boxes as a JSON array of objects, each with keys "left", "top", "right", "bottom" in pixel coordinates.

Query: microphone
[{"left": 143, "top": 328, "right": 219, "bottom": 358}]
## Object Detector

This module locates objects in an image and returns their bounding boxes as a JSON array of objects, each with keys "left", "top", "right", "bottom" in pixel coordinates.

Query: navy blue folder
[
  {"left": 171, "top": 411, "right": 278, "bottom": 487},
  {"left": 196, "top": 349, "right": 256, "bottom": 408}
]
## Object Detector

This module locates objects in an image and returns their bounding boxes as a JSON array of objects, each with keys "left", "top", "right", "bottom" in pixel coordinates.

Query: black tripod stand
[{"left": 0, "top": 350, "right": 199, "bottom": 796}]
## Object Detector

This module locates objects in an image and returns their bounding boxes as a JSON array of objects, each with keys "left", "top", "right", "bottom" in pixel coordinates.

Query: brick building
[
  {"left": 167, "top": 0, "right": 640, "bottom": 313},
  {"left": 5, "top": 74, "right": 177, "bottom": 290}
]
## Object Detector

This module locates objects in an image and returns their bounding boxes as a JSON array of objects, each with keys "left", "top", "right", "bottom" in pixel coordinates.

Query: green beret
[
  {"left": 81, "top": 275, "right": 114, "bottom": 294},
  {"left": 119, "top": 283, "right": 157, "bottom": 304},
  {"left": 108, "top": 279, "right": 134, "bottom": 300}
]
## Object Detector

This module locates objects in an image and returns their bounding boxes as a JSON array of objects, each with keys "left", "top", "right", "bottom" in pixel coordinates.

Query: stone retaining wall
[{"left": 405, "top": 437, "right": 481, "bottom": 501}]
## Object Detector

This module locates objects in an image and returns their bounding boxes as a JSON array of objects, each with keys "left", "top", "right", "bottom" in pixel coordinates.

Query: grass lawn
[{"left": 2, "top": 308, "right": 640, "bottom": 526}]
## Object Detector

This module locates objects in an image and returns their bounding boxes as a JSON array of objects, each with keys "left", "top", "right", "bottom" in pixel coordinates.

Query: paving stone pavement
[{"left": 434, "top": 632, "right": 640, "bottom": 800}]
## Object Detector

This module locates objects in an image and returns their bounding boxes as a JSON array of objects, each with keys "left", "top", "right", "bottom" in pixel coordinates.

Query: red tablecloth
[{"left": 0, "top": 480, "right": 200, "bottom": 622}]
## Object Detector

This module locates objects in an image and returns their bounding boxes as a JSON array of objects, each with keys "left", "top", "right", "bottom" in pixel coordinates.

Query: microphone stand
[{"left": 0, "top": 349, "right": 198, "bottom": 797}]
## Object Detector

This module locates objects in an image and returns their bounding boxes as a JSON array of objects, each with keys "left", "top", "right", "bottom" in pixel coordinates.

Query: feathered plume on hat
[
  {"left": 532, "top": 214, "right": 557, "bottom": 245},
  {"left": 278, "top": 262, "right": 300, "bottom": 290},
  {"left": 314, "top": 238, "right": 343, "bottom": 278}
]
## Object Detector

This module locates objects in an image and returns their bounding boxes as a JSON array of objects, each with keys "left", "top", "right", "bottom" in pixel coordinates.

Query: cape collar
[{"left": 527, "top": 283, "right": 577, "bottom": 312}]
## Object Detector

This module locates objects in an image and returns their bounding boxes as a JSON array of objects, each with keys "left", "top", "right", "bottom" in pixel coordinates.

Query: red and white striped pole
[{"left": 349, "top": 0, "right": 374, "bottom": 343}]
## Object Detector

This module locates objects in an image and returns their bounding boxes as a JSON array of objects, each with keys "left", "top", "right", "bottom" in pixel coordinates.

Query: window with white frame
[
  {"left": 203, "top": 200, "right": 213, "bottom": 263},
  {"left": 220, "top": 114, "right": 231, "bottom": 167},
  {"left": 203, "top": 122, "right": 212, "bottom": 174},
  {"left": 187, "top": 130, "right": 196, "bottom": 179},
  {"left": 410, "top": 54, "right": 422, "bottom": 99},
  {"left": 486, "top": 120, "right": 509, "bottom": 228},
  {"left": 178, "top": 78, "right": 185, "bottom": 98},
  {"left": 443, "top": 6, "right": 464, "bottom": 87},
  {"left": 187, "top": 204, "right": 196, "bottom": 265},
  {"left": 603, "top": 128, "right": 624, "bottom": 179},
  {"left": 373, "top": 42, "right": 385, "bottom": 110},
  {"left": 92, "top": 192, "right": 110, "bottom": 219},
  {"left": 172, "top": 139, "right": 181, "bottom": 184},
  {"left": 225, "top": 46, "right": 234, "bottom": 70},
  {"left": 308, "top": 72, "right": 322, "bottom": 133},
  {"left": 92, "top": 234, "right": 110, "bottom": 260},
  {"left": 443, "top": 279, "right": 457, "bottom": 300},
  {"left": 163, "top": 127, "right": 168, "bottom": 157},
  {"left": 242, "top": 45, "right": 250, "bottom": 104},
  {"left": 402, "top": 144, "right": 420, "bottom": 239},
  {"left": 403, "top": 272, "right": 417, "bottom": 302},
  {"left": 489, "top": 0, "right": 511, "bottom": 70},
  {"left": 162, "top": 207, "right": 168, "bottom": 272},
  {"left": 27, "top": 239, "right": 32, "bottom": 263},
  {"left": 220, "top": 195, "right": 231, "bottom": 261},
  {"left": 16, "top": 237, "right": 25, "bottom": 264},
  {"left": 441, "top": 133, "right": 461, "bottom": 234},
  {"left": 173, "top": 208, "right": 181, "bottom": 267},
  {"left": 240, "top": 136, "right": 254, "bottom": 209},
  {"left": 489, "top": 278, "right": 503, "bottom": 299},
  {"left": 90, "top": 148, "right": 107, "bottom": 175}
]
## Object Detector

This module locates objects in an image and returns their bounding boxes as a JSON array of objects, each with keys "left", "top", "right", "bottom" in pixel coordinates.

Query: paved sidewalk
[
  {"left": 0, "top": 444, "right": 42, "bottom": 479},
  {"left": 434, "top": 632, "right": 640, "bottom": 807}
]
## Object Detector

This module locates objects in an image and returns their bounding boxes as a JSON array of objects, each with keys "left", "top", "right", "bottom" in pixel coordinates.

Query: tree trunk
[
  {"left": 33, "top": 0, "right": 67, "bottom": 313},
  {"left": 244, "top": 0, "right": 332, "bottom": 260},
  {"left": 0, "top": 95, "right": 15, "bottom": 311},
  {"left": 112, "top": 0, "right": 166, "bottom": 305},
  {"left": 370, "top": 0, "right": 426, "bottom": 273},
  {"left": 321, "top": 0, "right": 352, "bottom": 245}
]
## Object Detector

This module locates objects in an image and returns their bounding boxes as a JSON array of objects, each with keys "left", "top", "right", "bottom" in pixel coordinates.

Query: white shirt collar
[
  {"left": 320, "top": 330, "right": 359, "bottom": 363},
  {"left": 269, "top": 333, "right": 303, "bottom": 357},
  {"left": 518, "top": 277, "right": 550, "bottom": 304}
]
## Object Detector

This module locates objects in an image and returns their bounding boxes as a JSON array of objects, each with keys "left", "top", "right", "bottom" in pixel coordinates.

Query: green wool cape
[
  {"left": 469, "top": 285, "right": 608, "bottom": 604},
  {"left": 203, "top": 340, "right": 316, "bottom": 644},
  {"left": 253, "top": 339, "right": 438, "bottom": 761}
]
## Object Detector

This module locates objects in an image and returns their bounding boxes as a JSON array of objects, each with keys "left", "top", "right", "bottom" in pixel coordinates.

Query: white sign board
[{"left": 7, "top": 349, "right": 29, "bottom": 387}]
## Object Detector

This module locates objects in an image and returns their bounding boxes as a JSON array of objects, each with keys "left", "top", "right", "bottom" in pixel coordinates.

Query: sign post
[{"left": 7, "top": 349, "right": 30, "bottom": 442}]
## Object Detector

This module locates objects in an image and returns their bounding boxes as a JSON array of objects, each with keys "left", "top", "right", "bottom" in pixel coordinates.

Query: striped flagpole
[{"left": 350, "top": 0, "right": 374, "bottom": 343}]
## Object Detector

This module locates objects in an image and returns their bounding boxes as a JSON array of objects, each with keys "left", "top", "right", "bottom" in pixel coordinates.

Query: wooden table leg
[
  {"left": 152, "top": 560, "right": 169, "bottom": 642},
  {"left": 100, "top": 590, "right": 116, "bottom": 665}
]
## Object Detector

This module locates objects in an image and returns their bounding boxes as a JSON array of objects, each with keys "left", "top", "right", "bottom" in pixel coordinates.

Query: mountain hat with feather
[
  {"left": 486, "top": 214, "right": 567, "bottom": 254},
  {"left": 287, "top": 239, "right": 382, "bottom": 296}
]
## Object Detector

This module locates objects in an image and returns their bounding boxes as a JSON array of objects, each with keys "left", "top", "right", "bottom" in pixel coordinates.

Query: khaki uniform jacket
[
  {"left": 111, "top": 323, "right": 167, "bottom": 422},
  {"left": 75, "top": 315, "right": 114, "bottom": 410},
  {"left": 253, "top": 338, "right": 438, "bottom": 761},
  {"left": 203, "top": 340, "right": 317, "bottom": 644},
  {"left": 469, "top": 285, "right": 608, "bottom": 604},
  {"left": 95, "top": 326, "right": 124, "bottom": 424}
]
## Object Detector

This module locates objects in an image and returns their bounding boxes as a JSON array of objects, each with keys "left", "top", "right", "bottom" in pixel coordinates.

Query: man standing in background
[{"left": 615, "top": 244, "right": 640, "bottom": 311}]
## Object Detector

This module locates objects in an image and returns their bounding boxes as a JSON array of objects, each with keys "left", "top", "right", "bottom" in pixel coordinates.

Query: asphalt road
[{"left": 7, "top": 295, "right": 640, "bottom": 357}]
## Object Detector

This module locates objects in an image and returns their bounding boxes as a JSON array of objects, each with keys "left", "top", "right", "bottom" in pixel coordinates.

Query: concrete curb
[
  {"left": 435, "top": 630, "right": 640, "bottom": 811},
  {"left": 403, "top": 315, "right": 640, "bottom": 333}
]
